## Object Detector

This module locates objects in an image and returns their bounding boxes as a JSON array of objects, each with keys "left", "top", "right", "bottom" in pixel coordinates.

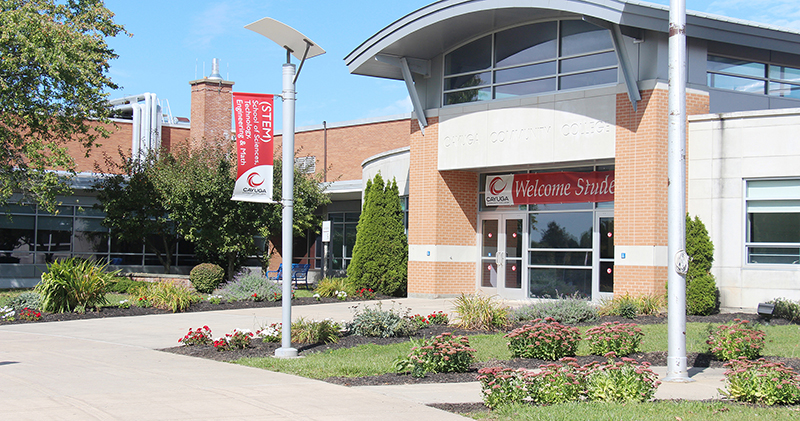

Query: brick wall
[
  {"left": 614, "top": 88, "right": 709, "bottom": 296},
  {"left": 407, "top": 117, "right": 479, "bottom": 296},
  {"left": 273, "top": 118, "right": 411, "bottom": 181}
]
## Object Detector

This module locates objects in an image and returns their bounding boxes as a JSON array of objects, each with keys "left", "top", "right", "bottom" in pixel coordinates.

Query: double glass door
[{"left": 480, "top": 215, "right": 525, "bottom": 300}]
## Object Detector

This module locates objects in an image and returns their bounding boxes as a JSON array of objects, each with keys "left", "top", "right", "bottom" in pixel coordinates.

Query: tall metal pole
[
  {"left": 664, "top": 0, "right": 692, "bottom": 382},
  {"left": 275, "top": 61, "right": 298, "bottom": 358}
]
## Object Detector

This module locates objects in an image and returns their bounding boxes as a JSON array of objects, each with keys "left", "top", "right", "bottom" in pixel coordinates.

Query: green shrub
[
  {"left": 585, "top": 355, "right": 661, "bottom": 402},
  {"left": 528, "top": 358, "right": 587, "bottom": 404},
  {"left": 512, "top": 294, "right": 598, "bottom": 324},
  {"left": 769, "top": 297, "right": 800, "bottom": 323},
  {"left": 218, "top": 271, "right": 281, "bottom": 302},
  {"left": 706, "top": 319, "right": 765, "bottom": 361},
  {"left": 347, "top": 174, "right": 408, "bottom": 297},
  {"left": 315, "top": 277, "right": 355, "bottom": 298},
  {"left": 291, "top": 317, "right": 341, "bottom": 344},
  {"left": 453, "top": 293, "right": 510, "bottom": 331},
  {"left": 477, "top": 367, "right": 529, "bottom": 409},
  {"left": 686, "top": 214, "right": 718, "bottom": 315},
  {"left": 599, "top": 294, "right": 642, "bottom": 319},
  {"left": 636, "top": 294, "right": 666, "bottom": 316},
  {"left": 585, "top": 322, "right": 644, "bottom": 357},
  {"left": 131, "top": 281, "right": 199, "bottom": 312},
  {"left": 347, "top": 302, "right": 418, "bottom": 338},
  {"left": 505, "top": 318, "right": 581, "bottom": 360},
  {"left": 35, "top": 258, "right": 116, "bottom": 313},
  {"left": 395, "top": 333, "right": 476, "bottom": 378},
  {"left": 107, "top": 278, "right": 146, "bottom": 294},
  {"left": 722, "top": 358, "right": 800, "bottom": 405},
  {"left": 8, "top": 291, "right": 42, "bottom": 312},
  {"left": 687, "top": 274, "right": 717, "bottom": 316},
  {"left": 189, "top": 263, "right": 225, "bottom": 294}
]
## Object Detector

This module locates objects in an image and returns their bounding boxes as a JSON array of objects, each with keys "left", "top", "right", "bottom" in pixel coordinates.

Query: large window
[
  {"left": 746, "top": 179, "right": 800, "bottom": 264},
  {"left": 443, "top": 20, "right": 617, "bottom": 105},
  {"left": 708, "top": 55, "right": 800, "bottom": 99}
]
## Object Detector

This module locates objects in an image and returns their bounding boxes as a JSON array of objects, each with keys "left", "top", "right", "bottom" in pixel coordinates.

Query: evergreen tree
[
  {"left": 348, "top": 173, "right": 408, "bottom": 296},
  {"left": 685, "top": 214, "right": 718, "bottom": 315}
]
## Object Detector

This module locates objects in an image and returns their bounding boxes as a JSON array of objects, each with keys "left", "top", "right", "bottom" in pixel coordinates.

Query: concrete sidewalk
[{"left": 0, "top": 298, "right": 729, "bottom": 420}]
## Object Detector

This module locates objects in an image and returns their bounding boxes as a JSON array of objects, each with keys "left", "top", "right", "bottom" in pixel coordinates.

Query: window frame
[
  {"left": 707, "top": 54, "right": 800, "bottom": 99},
  {"left": 744, "top": 178, "right": 800, "bottom": 266}
]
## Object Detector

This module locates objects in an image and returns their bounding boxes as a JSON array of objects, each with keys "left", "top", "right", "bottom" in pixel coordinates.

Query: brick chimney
[{"left": 189, "top": 58, "right": 234, "bottom": 143}]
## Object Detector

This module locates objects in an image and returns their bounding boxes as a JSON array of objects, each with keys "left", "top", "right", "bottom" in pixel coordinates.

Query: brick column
[
  {"left": 189, "top": 78, "right": 234, "bottom": 143},
  {"left": 614, "top": 88, "right": 709, "bottom": 296},
  {"left": 407, "top": 117, "right": 479, "bottom": 297}
]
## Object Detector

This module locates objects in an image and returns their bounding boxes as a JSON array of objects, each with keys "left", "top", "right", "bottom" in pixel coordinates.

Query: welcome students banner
[
  {"left": 485, "top": 171, "right": 615, "bottom": 206},
  {"left": 231, "top": 92, "right": 275, "bottom": 203}
]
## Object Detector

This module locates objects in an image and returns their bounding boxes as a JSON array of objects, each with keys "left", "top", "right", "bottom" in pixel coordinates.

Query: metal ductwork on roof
[{"left": 109, "top": 93, "right": 163, "bottom": 160}]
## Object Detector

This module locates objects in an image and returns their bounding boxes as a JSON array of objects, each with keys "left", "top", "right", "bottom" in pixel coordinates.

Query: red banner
[
  {"left": 485, "top": 171, "right": 614, "bottom": 206},
  {"left": 231, "top": 92, "right": 275, "bottom": 203}
]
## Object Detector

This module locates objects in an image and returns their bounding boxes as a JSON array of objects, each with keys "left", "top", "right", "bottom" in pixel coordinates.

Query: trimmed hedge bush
[
  {"left": 190, "top": 263, "right": 225, "bottom": 294},
  {"left": 686, "top": 214, "right": 718, "bottom": 315}
]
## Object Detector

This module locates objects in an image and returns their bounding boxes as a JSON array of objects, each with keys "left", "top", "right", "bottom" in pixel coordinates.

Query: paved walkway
[{"left": 0, "top": 298, "right": 727, "bottom": 420}]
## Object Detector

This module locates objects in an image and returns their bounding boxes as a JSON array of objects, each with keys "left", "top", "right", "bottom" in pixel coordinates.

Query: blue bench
[{"left": 266, "top": 263, "right": 311, "bottom": 289}]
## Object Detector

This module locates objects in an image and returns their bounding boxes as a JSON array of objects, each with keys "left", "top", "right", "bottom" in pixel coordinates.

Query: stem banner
[
  {"left": 485, "top": 171, "right": 615, "bottom": 206},
  {"left": 231, "top": 92, "right": 275, "bottom": 203}
]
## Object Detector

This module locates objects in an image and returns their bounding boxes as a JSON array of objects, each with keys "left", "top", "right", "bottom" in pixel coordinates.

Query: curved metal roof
[{"left": 345, "top": 0, "right": 800, "bottom": 80}]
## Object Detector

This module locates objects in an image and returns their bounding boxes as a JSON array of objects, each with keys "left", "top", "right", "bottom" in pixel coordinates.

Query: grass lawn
[{"left": 465, "top": 401, "right": 800, "bottom": 420}]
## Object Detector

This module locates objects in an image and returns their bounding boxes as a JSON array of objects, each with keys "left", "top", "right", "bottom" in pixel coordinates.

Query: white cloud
[{"left": 706, "top": 0, "right": 800, "bottom": 30}]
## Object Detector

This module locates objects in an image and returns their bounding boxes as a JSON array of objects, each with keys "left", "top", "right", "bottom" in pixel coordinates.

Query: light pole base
[
  {"left": 274, "top": 347, "right": 298, "bottom": 358},
  {"left": 663, "top": 357, "right": 695, "bottom": 382}
]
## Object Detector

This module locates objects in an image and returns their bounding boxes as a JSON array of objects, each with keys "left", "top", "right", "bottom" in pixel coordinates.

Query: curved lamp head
[{"left": 245, "top": 17, "right": 325, "bottom": 60}]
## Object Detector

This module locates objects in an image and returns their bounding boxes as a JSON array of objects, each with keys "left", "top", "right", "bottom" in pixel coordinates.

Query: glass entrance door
[
  {"left": 594, "top": 211, "right": 614, "bottom": 299},
  {"left": 480, "top": 215, "right": 525, "bottom": 299}
]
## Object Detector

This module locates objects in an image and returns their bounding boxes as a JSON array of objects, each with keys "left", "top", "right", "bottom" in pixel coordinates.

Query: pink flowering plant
[
  {"left": 722, "top": 357, "right": 800, "bottom": 405},
  {"left": 505, "top": 317, "right": 581, "bottom": 360},
  {"left": 395, "top": 333, "right": 476, "bottom": 378},
  {"left": 584, "top": 352, "right": 661, "bottom": 402},
  {"left": 427, "top": 311, "right": 449, "bottom": 325},
  {"left": 477, "top": 367, "right": 530, "bottom": 409},
  {"left": 213, "top": 329, "right": 254, "bottom": 351},
  {"left": 585, "top": 321, "right": 644, "bottom": 357},
  {"left": 178, "top": 326, "right": 213, "bottom": 346},
  {"left": 706, "top": 319, "right": 765, "bottom": 361},
  {"left": 527, "top": 358, "right": 588, "bottom": 404}
]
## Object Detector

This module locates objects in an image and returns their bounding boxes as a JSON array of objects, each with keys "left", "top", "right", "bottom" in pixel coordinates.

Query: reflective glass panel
[
  {"left": 748, "top": 247, "right": 800, "bottom": 264},
  {"left": 769, "top": 82, "right": 800, "bottom": 99},
  {"left": 560, "top": 51, "right": 617, "bottom": 74},
  {"left": 707, "top": 56, "right": 765, "bottom": 77},
  {"left": 600, "top": 261, "right": 614, "bottom": 292},
  {"left": 707, "top": 73, "right": 765, "bottom": 94},
  {"left": 505, "top": 261, "right": 521, "bottom": 288},
  {"left": 495, "top": 61, "right": 556, "bottom": 83},
  {"left": 769, "top": 65, "right": 800, "bottom": 82},
  {"left": 0, "top": 215, "right": 34, "bottom": 254},
  {"left": 749, "top": 213, "right": 800, "bottom": 243},
  {"left": 445, "top": 36, "right": 492, "bottom": 75},
  {"left": 495, "top": 22, "right": 557, "bottom": 67},
  {"left": 482, "top": 219, "right": 498, "bottom": 257},
  {"left": 73, "top": 218, "right": 109, "bottom": 253},
  {"left": 529, "top": 267, "right": 591, "bottom": 298},
  {"left": 495, "top": 78, "right": 556, "bottom": 99},
  {"left": 444, "top": 88, "right": 492, "bottom": 105},
  {"left": 529, "top": 212, "right": 593, "bottom": 249},
  {"left": 529, "top": 251, "right": 592, "bottom": 266},
  {"left": 482, "top": 260, "right": 498, "bottom": 287},
  {"left": 445, "top": 72, "right": 491, "bottom": 90},
  {"left": 560, "top": 20, "right": 613, "bottom": 57},
  {"left": 559, "top": 68, "right": 617, "bottom": 90}
]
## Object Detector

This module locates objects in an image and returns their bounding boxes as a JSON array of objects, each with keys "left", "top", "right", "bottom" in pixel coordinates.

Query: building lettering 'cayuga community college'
[{"left": 3, "top": 0, "right": 800, "bottom": 311}]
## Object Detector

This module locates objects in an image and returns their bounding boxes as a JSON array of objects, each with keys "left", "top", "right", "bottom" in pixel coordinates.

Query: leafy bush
[
  {"left": 769, "top": 297, "right": 800, "bottom": 323},
  {"left": 477, "top": 367, "right": 530, "bottom": 409},
  {"left": 584, "top": 354, "right": 661, "bottom": 402},
  {"left": 528, "top": 358, "right": 587, "bottom": 404},
  {"left": 706, "top": 319, "right": 765, "bottom": 361},
  {"left": 347, "top": 302, "right": 418, "bottom": 338},
  {"left": 395, "top": 333, "right": 476, "bottom": 378},
  {"left": 315, "top": 277, "right": 355, "bottom": 298},
  {"left": 178, "top": 326, "right": 213, "bottom": 346},
  {"left": 686, "top": 214, "right": 718, "bottom": 315},
  {"left": 256, "top": 322, "right": 282, "bottom": 343},
  {"left": 291, "top": 317, "right": 341, "bottom": 344},
  {"left": 722, "top": 357, "right": 800, "bottom": 405},
  {"left": 189, "top": 263, "right": 225, "bottom": 294},
  {"left": 427, "top": 311, "right": 449, "bottom": 325},
  {"left": 408, "top": 313, "right": 430, "bottom": 329},
  {"left": 635, "top": 294, "right": 666, "bottom": 316},
  {"left": 585, "top": 322, "right": 644, "bottom": 357},
  {"left": 687, "top": 274, "right": 717, "bottom": 316},
  {"left": 218, "top": 271, "right": 281, "bottom": 302},
  {"left": 8, "top": 291, "right": 41, "bottom": 312},
  {"left": 36, "top": 258, "right": 117, "bottom": 313},
  {"left": 598, "top": 294, "right": 639, "bottom": 319},
  {"left": 106, "top": 278, "right": 146, "bottom": 294},
  {"left": 512, "top": 294, "right": 598, "bottom": 324},
  {"left": 348, "top": 174, "right": 408, "bottom": 297},
  {"left": 505, "top": 317, "right": 581, "bottom": 360},
  {"left": 453, "top": 293, "right": 510, "bottom": 331},
  {"left": 131, "top": 281, "right": 199, "bottom": 313}
]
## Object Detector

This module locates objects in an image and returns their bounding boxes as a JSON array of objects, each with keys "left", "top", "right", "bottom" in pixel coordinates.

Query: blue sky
[{"left": 104, "top": 0, "right": 800, "bottom": 130}]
